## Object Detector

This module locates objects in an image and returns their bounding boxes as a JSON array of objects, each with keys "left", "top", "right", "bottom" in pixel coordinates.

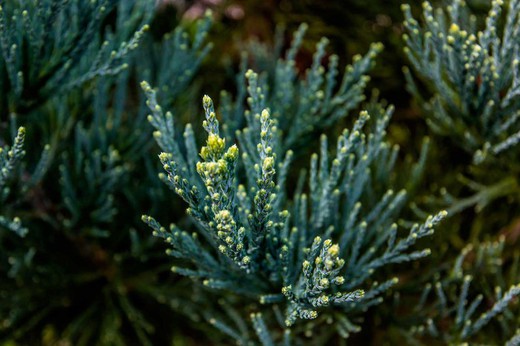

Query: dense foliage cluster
[{"left": 0, "top": 0, "right": 518, "bottom": 345}]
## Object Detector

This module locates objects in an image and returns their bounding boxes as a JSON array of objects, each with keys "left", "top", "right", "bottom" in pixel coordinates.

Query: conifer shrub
[{"left": 0, "top": 0, "right": 519, "bottom": 344}]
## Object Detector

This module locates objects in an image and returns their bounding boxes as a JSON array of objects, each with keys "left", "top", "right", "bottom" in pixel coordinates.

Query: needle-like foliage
[
  {"left": 0, "top": 2, "right": 213, "bottom": 344},
  {"left": 403, "top": 0, "right": 520, "bottom": 162},
  {"left": 141, "top": 74, "right": 446, "bottom": 343}
]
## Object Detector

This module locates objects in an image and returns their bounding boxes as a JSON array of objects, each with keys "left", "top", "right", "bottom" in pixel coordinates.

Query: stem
[{"left": 447, "top": 176, "right": 519, "bottom": 215}]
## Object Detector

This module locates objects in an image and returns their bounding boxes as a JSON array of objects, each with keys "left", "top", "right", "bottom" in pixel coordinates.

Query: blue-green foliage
[
  {"left": 137, "top": 10, "right": 213, "bottom": 110},
  {"left": 0, "top": 0, "right": 149, "bottom": 114},
  {"left": 400, "top": 3, "right": 520, "bottom": 342},
  {"left": 219, "top": 24, "right": 383, "bottom": 151},
  {"left": 141, "top": 68, "right": 446, "bottom": 342},
  {"left": 0, "top": 2, "right": 213, "bottom": 344},
  {"left": 0, "top": 127, "right": 34, "bottom": 336},
  {"left": 0, "top": 126, "right": 26, "bottom": 236},
  {"left": 59, "top": 124, "right": 127, "bottom": 228},
  {"left": 508, "top": 329, "right": 520, "bottom": 346},
  {"left": 53, "top": 9, "right": 212, "bottom": 232},
  {"left": 1, "top": 0, "right": 519, "bottom": 344},
  {"left": 407, "top": 238, "right": 520, "bottom": 344},
  {"left": 402, "top": 0, "right": 520, "bottom": 162}
]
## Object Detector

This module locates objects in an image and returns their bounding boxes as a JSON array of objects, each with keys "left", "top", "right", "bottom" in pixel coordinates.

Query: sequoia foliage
[{"left": 0, "top": 0, "right": 519, "bottom": 345}]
